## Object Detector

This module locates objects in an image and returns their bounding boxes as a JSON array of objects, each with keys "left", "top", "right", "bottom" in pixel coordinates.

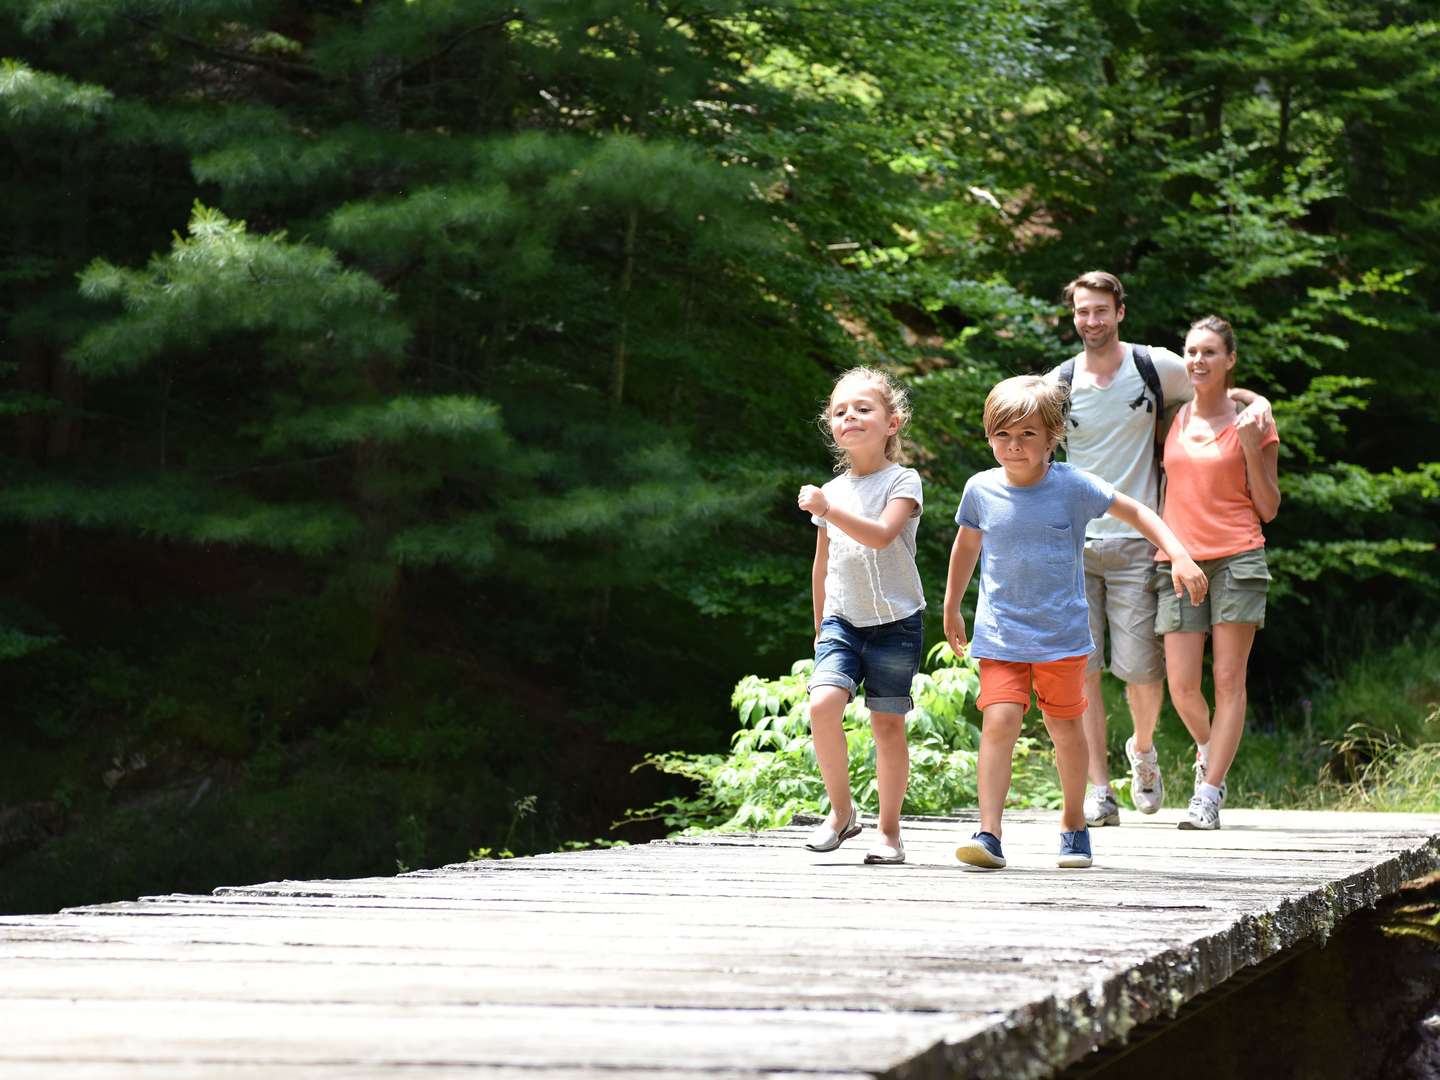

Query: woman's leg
[
  {"left": 1043, "top": 713, "right": 1089, "bottom": 832},
  {"left": 1204, "top": 622, "right": 1258, "bottom": 786},
  {"left": 809, "top": 685, "right": 853, "bottom": 828},
  {"left": 870, "top": 711, "right": 909, "bottom": 845},
  {"left": 1165, "top": 632, "right": 1213, "bottom": 747},
  {"left": 978, "top": 703, "right": 1024, "bottom": 837}
]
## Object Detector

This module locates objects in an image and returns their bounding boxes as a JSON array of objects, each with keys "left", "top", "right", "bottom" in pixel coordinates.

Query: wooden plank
[{"left": 0, "top": 808, "right": 1435, "bottom": 1079}]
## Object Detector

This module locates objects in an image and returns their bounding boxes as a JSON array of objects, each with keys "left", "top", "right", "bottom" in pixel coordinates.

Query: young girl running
[
  {"left": 796, "top": 367, "right": 924, "bottom": 866},
  {"left": 1158, "top": 317, "right": 1281, "bottom": 831},
  {"left": 944, "top": 376, "right": 1205, "bottom": 869}
]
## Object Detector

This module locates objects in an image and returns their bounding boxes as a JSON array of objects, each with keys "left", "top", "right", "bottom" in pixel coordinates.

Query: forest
[{"left": 1, "top": 0, "right": 1437, "bottom": 914}]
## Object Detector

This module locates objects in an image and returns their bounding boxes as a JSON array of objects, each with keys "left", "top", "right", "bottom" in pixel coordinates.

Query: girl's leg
[
  {"left": 810, "top": 685, "right": 854, "bottom": 829},
  {"left": 1042, "top": 712, "right": 1089, "bottom": 832},
  {"left": 978, "top": 703, "right": 1024, "bottom": 837},
  {"left": 1204, "top": 622, "right": 1258, "bottom": 786},
  {"left": 870, "top": 711, "right": 908, "bottom": 845},
  {"left": 1164, "top": 632, "right": 1213, "bottom": 747}
]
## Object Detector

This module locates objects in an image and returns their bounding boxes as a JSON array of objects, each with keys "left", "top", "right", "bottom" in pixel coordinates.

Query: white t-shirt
[
  {"left": 1049, "top": 344, "right": 1192, "bottom": 540},
  {"left": 811, "top": 463, "right": 924, "bottom": 626}
]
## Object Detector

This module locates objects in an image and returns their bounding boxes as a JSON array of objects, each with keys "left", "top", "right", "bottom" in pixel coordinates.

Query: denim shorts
[{"left": 808, "top": 610, "right": 924, "bottom": 715}]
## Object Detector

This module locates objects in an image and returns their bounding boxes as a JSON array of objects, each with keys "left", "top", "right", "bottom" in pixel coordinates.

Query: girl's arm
[
  {"left": 942, "top": 526, "right": 983, "bottom": 655},
  {"left": 811, "top": 528, "right": 829, "bottom": 642},
  {"left": 1106, "top": 493, "right": 1208, "bottom": 605},
  {"left": 1237, "top": 421, "right": 1281, "bottom": 522},
  {"left": 797, "top": 486, "right": 917, "bottom": 549}
]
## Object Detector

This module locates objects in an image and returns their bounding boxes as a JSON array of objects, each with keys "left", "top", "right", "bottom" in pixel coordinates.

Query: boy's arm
[
  {"left": 811, "top": 528, "right": 829, "bottom": 644},
  {"left": 942, "top": 526, "right": 983, "bottom": 655},
  {"left": 798, "top": 485, "right": 917, "bottom": 549},
  {"left": 1106, "top": 493, "right": 1208, "bottom": 605}
]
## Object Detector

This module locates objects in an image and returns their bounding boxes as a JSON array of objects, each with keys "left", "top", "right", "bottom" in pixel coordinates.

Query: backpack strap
[
  {"left": 1056, "top": 358, "right": 1078, "bottom": 428},
  {"left": 1130, "top": 345, "right": 1165, "bottom": 447}
]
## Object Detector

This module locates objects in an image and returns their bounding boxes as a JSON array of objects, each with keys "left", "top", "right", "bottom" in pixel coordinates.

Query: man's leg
[
  {"left": 1081, "top": 540, "right": 1111, "bottom": 788},
  {"left": 1125, "top": 679, "right": 1164, "bottom": 753},
  {"left": 1082, "top": 669, "right": 1110, "bottom": 786}
]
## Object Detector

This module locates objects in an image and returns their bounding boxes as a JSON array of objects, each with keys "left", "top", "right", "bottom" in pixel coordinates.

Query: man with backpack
[{"left": 1051, "top": 271, "right": 1270, "bottom": 826}]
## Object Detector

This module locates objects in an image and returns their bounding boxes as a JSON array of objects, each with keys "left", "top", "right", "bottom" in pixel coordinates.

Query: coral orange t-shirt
[{"left": 1159, "top": 403, "right": 1280, "bottom": 561}]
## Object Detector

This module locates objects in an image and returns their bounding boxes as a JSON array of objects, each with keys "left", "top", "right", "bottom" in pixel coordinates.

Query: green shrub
[{"left": 627, "top": 644, "right": 1065, "bottom": 833}]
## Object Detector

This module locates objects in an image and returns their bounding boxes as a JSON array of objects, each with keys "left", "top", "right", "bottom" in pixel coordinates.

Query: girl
[
  {"left": 1158, "top": 317, "right": 1281, "bottom": 831},
  {"left": 796, "top": 367, "right": 924, "bottom": 865},
  {"left": 944, "top": 376, "right": 1205, "bottom": 869}
]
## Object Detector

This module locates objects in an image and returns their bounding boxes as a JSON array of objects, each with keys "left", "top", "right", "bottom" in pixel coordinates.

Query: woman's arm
[
  {"left": 942, "top": 527, "right": 983, "bottom": 654},
  {"left": 811, "top": 528, "right": 829, "bottom": 641},
  {"left": 797, "top": 486, "right": 918, "bottom": 549},
  {"left": 1106, "top": 493, "right": 1208, "bottom": 605},
  {"left": 1237, "top": 422, "right": 1281, "bottom": 522}
]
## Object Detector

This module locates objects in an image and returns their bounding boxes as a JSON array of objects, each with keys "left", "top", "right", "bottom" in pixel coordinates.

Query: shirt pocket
[{"left": 1041, "top": 524, "right": 1073, "bottom": 565}]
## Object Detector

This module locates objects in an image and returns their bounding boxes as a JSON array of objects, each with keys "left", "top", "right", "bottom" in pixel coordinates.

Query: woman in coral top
[{"left": 1156, "top": 316, "right": 1281, "bottom": 831}]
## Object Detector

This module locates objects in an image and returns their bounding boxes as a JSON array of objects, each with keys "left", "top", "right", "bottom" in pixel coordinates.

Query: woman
[{"left": 1156, "top": 316, "right": 1281, "bottom": 830}]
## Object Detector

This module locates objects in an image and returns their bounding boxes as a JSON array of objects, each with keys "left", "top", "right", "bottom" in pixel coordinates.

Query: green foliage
[{"left": 627, "top": 644, "right": 1064, "bottom": 833}]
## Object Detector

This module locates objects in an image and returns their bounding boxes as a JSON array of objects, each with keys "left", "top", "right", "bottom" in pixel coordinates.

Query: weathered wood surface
[{"left": 1, "top": 808, "right": 1437, "bottom": 1079}]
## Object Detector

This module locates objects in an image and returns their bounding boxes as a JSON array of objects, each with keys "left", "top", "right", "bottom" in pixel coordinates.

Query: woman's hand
[
  {"left": 798, "top": 484, "right": 829, "bottom": 518},
  {"left": 1171, "top": 556, "right": 1209, "bottom": 607}
]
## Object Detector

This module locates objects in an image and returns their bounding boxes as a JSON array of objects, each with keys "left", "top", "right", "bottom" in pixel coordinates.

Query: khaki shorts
[
  {"left": 1155, "top": 548, "right": 1270, "bottom": 634},
  {"left": 1084, "top": 537, "right": 1165, "bottom": 685}
]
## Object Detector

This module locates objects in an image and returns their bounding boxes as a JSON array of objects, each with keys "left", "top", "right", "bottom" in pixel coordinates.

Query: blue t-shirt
[{"left": 955, "top": 462, "right": 1116, "bottom": 663}]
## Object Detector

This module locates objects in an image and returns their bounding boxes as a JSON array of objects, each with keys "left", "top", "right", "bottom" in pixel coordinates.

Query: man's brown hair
[{"left": 1062, "top": 270, "right": 1125, "bottom": 309}]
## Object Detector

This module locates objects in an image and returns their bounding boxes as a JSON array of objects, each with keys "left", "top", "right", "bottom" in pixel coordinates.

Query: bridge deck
[{"left": 1, "top": 808, "right": 1437, "bottom": 1079}]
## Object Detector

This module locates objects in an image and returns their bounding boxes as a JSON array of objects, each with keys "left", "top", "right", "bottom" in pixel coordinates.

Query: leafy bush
[{"left": 627, "top": 644, "right": 1065, "bottom": 833}]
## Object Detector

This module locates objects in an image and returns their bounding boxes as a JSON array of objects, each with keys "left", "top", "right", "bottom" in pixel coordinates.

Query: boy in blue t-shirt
[{"left": 943, "top": 376, "right": 1205, "bottom": 869}]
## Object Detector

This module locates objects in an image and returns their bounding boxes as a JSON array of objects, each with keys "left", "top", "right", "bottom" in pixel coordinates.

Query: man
[{"left": 1051, "top": 271, "right": 1269, "bottom": 825}]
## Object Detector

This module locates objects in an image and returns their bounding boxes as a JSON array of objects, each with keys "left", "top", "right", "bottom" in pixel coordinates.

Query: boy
[{"left": 943, "top": 376, "right": 1205, "bottom": 869}]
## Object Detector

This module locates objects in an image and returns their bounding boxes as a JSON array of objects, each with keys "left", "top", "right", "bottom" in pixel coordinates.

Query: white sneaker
[
  {"left": 1125, "top": 736, "right": 1163, "bottom": 814},
  {"left": 1179, "top": 792, "right": 1221, "bottom": 830},
  {"left": 1192, "top": 755, "right": 1228, "bottom": 806},
  {"left": 1083, "top": 786, "right": 1120, "bottom": 827}
]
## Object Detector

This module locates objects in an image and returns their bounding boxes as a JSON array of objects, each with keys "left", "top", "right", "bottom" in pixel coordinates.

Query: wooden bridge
[{"left": 1, "top": 808, "right": 1437, "bottom": 1079}]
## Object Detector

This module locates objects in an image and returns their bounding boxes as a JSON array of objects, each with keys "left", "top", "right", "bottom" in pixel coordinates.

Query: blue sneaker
[
  {"left": 1058, "top": 827, "right": 1093, "bottom": 868},
  {"left": 955, "top": 831, "right": 1006, "bottom": 869}
]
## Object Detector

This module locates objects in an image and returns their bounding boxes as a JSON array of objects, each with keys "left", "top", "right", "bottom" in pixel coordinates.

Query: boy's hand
[
  {"left": 1171, "top": 556, "right": 1208, "bottom": 607},
  {"left": 797, "top": 484, "right": 829, "bottom": 518},
  {"left": 943, "top": 606, "right": 968, "bottom": 656}
]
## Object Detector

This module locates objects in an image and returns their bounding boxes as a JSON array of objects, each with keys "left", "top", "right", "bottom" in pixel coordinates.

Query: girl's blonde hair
[
  {"left": 818, "top": 366, "right": 912, "bottom": 469},
  {"left": 983, "top": 375, "right": 1069, "bottom": 444}
]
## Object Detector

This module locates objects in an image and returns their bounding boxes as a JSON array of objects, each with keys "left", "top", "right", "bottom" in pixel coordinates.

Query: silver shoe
[
  {"left": 804, "top": 802, "right": 862, "bottom": 852},
  {"left": 863, "top": 837, "right": 905, "bottom": 865}
]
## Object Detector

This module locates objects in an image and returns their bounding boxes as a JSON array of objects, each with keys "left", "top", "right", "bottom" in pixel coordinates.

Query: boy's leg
[
  {"left": 809, "top": 685, "right": 854, "bottom": 829},
  {"left": 1204, "top": 622, "right": 1258, "bottom": 787},
  {"left": 870, "top": 711, "right": 908, "bottom": 845},
  {"left": 978, "top": 703, "right": 1024, "bottom": 837},
  {"left": 1035, "top": 656, "right": 1090, "bottom": 832}
]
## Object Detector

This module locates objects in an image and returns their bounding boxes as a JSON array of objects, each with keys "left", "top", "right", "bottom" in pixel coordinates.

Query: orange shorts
[{"left": 976, "top": 655, "right": 1089, "bottom": 720}]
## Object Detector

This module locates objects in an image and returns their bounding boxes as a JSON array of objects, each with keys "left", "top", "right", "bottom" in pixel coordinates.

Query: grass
[{"left": 1095, "top": 624, "right": 1440, "bottom": 814}]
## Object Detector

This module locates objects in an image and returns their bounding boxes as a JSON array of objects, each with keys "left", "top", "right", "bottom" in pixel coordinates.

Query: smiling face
[
  {"left": 1071, "top": 286, "right": 1125, "bottom": 352},
  {"left": 828, "top": 374, "right": 898, "bottom": 468},
  {"left": 1183, "top": 328, "right": 1236, "bottom": 391},
  {"left": 987, "top": 408, "right": 1058, "bottom": 485}
]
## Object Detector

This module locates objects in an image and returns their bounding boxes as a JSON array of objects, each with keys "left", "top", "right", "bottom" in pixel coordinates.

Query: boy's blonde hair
[
  {"left": 983, "top": 375, "right": 1069, "bottom": 443},
  {"left": 818, "top": 366, "right": 912, "bottom": 469}
]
